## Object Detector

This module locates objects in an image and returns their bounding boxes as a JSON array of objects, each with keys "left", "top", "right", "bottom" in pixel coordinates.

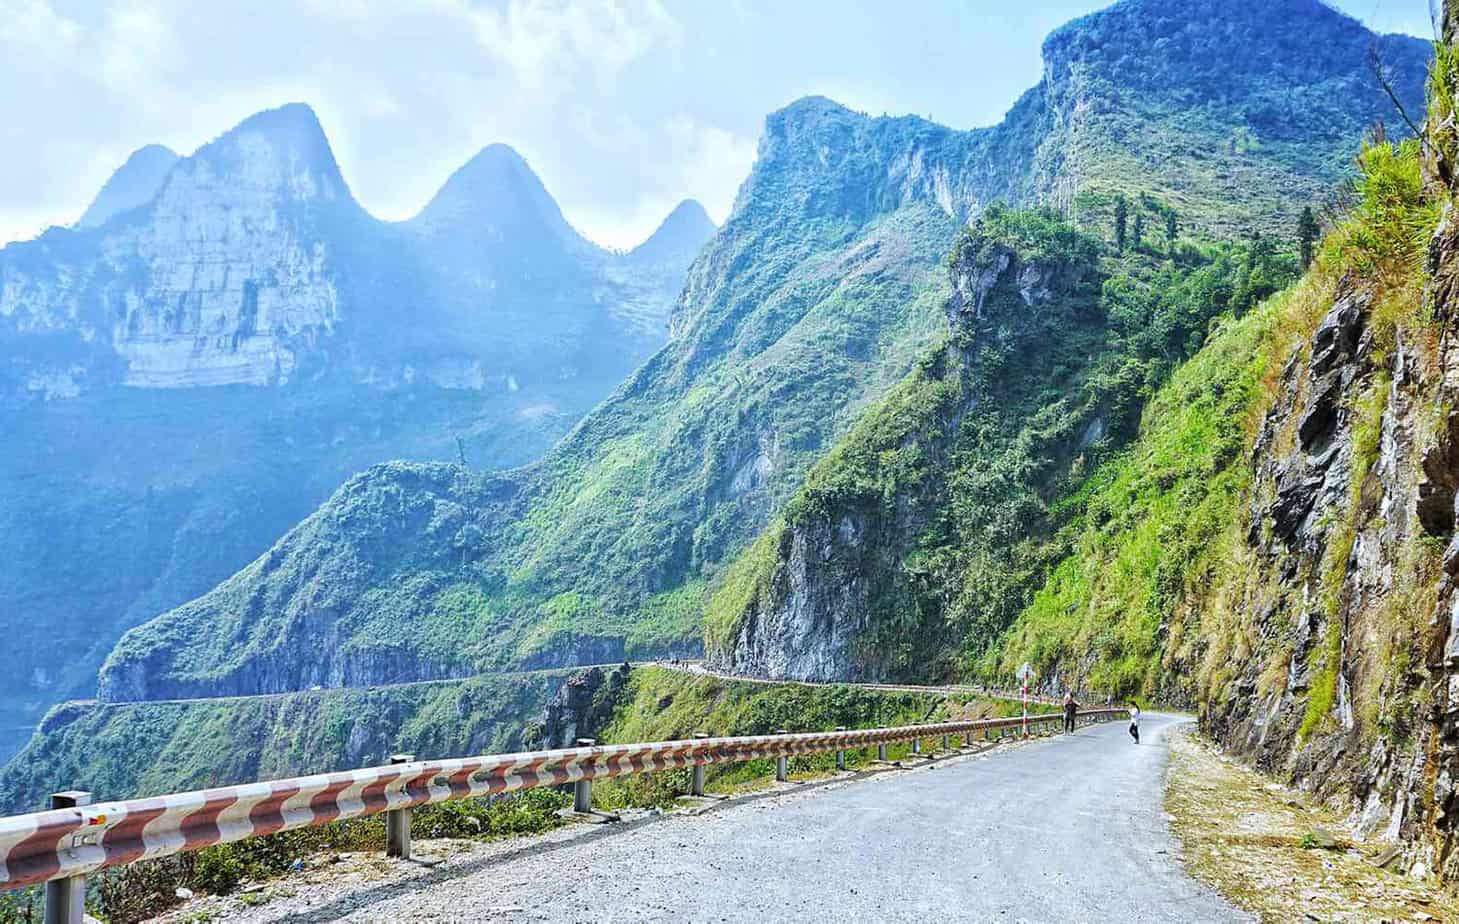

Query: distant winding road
[{"left": 218, "top": 712, "right": 1246, "bottom": 923}]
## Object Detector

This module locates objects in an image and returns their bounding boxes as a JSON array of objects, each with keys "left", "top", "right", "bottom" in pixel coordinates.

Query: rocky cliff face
[
  {"left": 1187, "top": 253, "right": 1455, "bottom": 877},
  {"left": 1165, "top": 14, "right": 1459, "bottom": 878},
  {"left": 0, "top": 104, "right": 709, "bottom": 396},
  {"left": 536, "top": 665, "right": 632, "bottom": 749},
  {"left": 713, "top": 220, "right": 1103, "bottom": 681},
  {"left": 111, "top": 106, "right": 351, "bottom": 388},
  {"left": 1, "top": 105, "right": 357, "bottom": 392}
]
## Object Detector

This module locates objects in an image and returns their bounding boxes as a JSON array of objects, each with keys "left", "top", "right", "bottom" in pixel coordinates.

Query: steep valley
[
  {"left": 82, "top": 0, "right": 1425, "bottom": 707},
  {"left": 1, "top": 0, "right": 1444, "bottom": 861}
]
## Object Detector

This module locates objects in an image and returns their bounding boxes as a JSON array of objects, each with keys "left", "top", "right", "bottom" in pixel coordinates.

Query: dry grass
[{"left": 1166, "top": 728, "right": 1456, "bottom": 923}]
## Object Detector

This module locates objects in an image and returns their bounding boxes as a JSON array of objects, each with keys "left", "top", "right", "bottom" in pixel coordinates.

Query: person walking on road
[
  {"left": 1063, "top": 691, "right": 1078, "bottom": 734},
  {"left": 1128, "top": 702, "right": 1141, "bottom": 744}
]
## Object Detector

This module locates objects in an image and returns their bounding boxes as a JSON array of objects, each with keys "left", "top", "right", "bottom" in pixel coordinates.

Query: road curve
[{"left": 225, "top": 712, "right": 1247, "bottom": 923}]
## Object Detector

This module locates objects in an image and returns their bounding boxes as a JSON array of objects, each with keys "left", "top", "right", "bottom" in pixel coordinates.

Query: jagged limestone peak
[{"left": 180, "top": 102, "right": 355, "bottom": 206}]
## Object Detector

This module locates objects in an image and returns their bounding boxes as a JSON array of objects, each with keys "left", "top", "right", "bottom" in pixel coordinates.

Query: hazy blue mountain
[
  {"left": 627, "top": 199, "right": 717, "bottom": 266},
  {"left": 74, "top": 144, "right": 181, "bottom": 230},
  {"left": 0, "top": 104, "right": 712, "bottom": 761}
]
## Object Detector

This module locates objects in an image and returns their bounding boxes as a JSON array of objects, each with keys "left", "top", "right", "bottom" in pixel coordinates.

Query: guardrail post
[
  {"left": 835, "top": 727, "right": 847, "bottom": 770},
  {"left": 776, "top": 729, "right": 789, "bottom": 782},
  {"left": 691, "top": 732, "right": 709, "bottom": 797},
  {"left": 941, "top": 733, "right": 950, "bottom": 751},
  {"left": 574, "top": 738, "right": 595, "bottom": 813},
  {"left": 877, "top": 740, "right": 888, "bottom": 761},
  {"left": 385, "top": 754, "right": 415, "bottom": 860},
  {"left": 911, "top": 730, "right": 921, "bottom": 756},
  {"left": 44, "top": 790, "right": 91, "bottom": 924}
]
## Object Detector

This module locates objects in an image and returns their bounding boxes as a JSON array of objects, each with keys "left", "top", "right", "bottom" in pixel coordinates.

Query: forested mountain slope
[{"left": 705, "top": 208, "right": 1293, "bottom": 681}]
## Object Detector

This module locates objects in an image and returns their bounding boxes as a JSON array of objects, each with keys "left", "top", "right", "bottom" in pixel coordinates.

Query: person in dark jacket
[{"left": 1062, "top": 691, "right": 1078, "bottom": 734}]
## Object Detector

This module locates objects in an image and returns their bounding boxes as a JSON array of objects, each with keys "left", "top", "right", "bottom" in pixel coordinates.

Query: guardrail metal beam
[{"left": 0, "top": 708, "right": 1126, "bottom": 908}]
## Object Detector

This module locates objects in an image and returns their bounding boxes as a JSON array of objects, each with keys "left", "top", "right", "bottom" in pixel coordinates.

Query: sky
[{"left": 0, "top": 0, "right": 1437, "bottom": 251}]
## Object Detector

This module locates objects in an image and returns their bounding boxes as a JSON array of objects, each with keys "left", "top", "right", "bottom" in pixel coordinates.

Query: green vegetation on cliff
[
  {"left": 590, "top": 667, "right": 1041, "bottom": 807},
  {"left": 0, "top": 672, "right": 573, "bottom": 814},
  {"left": 1047, "top": 0, "right": 1428, "bottom": 241},
  {"left": 991, "top": 130, "right": 1448, "bottom": 702},
  {"left": 991, "top": 295, "right": 1280, "bottom": 693},
  {"left": 709, "top": 204, "right": 1295, "bottom": 681}
]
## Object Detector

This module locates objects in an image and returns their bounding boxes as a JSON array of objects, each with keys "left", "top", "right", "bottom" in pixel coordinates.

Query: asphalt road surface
[{"left": 229, "top": 712, "right": 1248, "bottom": 923}]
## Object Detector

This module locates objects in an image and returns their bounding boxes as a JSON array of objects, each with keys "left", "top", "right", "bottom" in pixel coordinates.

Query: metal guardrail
[{"left": 0, "top": 708, "right": 1124, "bottom": 918}]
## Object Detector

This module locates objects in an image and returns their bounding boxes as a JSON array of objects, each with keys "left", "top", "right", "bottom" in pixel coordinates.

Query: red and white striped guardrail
[{"left": 0, "top": 708, "right": 1124, "bottom": 914}]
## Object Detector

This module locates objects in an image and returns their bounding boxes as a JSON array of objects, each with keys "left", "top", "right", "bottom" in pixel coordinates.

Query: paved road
[{"left": 228, "top": 712, "right": 1246, "bottom": 923}]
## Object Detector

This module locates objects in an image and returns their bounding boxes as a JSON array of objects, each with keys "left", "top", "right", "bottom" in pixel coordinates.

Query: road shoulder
[{"left": 1164, "top": 726, "right": 1456, "bottom": 922}]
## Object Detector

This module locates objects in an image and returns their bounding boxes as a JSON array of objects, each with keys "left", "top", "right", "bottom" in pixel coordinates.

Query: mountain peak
[
  {"left": 75, "top": 144, "right": 180, "bottom": 230},
  {"left": 1043, "top": 0, "right": 1427, "bottom": 100},
  {"left": 628, "top": 199, "right": 716, "bottom": 264},
  {"left": 729, "top": 92, "right": 968, "bottom": 227},
  {"left": 424, "top": 143, "right": 541, "bottom": 208},
  {"left": 187, "top": 102, "right": 350, "bottom": 203},
  {"left": 408, "top": 143, "right": 584, "bottom": 250}
]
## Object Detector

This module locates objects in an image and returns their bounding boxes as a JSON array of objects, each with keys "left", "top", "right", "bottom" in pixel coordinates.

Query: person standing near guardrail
[
  {"left": 1062, "top": 691, "right": 1078, "bottom": 733},
  {"left": 1128, "top": 702, "right": 1141, "bottom": 744}
]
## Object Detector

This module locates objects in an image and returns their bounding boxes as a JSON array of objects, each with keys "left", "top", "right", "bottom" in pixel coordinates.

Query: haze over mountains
[
  {"left": 80, "top": 0, "right": 1425, "bottom": 710},
  {"left": 0, "top": 0, "right": 1437, "bottom": 821},
  {"left": 0, "top": 104, "right": 712, "bottom": 760}
]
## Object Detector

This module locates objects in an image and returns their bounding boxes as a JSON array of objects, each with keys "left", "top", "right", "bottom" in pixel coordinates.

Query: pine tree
[
  {"left": 1297, "top": 206, "right": 1319, "bottom": 269},
  {"left": 1114, "top": 195, "right": 1128, "bottom": 253},
  {"left": 1165, "top": 210, "right": 1178, "bottom": 245},
  {"left": 1132, "top": 211, "right": 1145, "bottom": 250}
]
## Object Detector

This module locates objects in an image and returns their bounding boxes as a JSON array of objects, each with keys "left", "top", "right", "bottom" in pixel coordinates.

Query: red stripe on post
[
  {"left": 401, "top": 765, "right": 445, "bottom": 808},
  {"left": 358, "top": 768, "right": 403, "bottom": 816}
]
